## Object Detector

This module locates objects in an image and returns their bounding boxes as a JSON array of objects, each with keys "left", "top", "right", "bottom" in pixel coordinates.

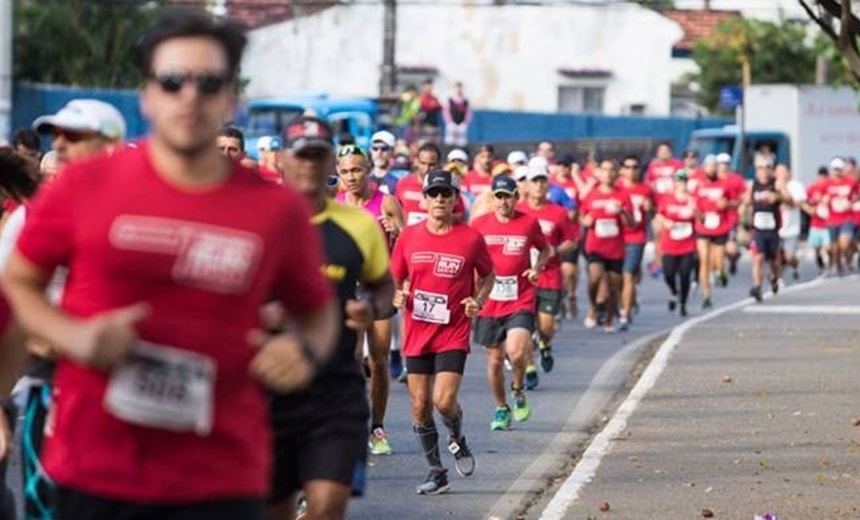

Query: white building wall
[{"left": 243, "top": 3, "right": 683, "bottom": 116}]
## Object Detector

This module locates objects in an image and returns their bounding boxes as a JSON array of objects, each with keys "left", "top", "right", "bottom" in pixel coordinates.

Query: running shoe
[
  {"left": 490, "top": 405, "right": 511, "bottom": 431},
  {"left": 729, "top": 257, "right": 738, "bottom": 275},
  {"left": 603, "top": 323, "right": 616, "bottom": 334},
  {"left": 368, "top": 427, "right": 392, "bottom": 455},
  {"left": 668, "top": 298, "right": 677, "bottom": 312},
  {"left": 792, "top": 269, "right": 800, "bottom": 281},
  {"left": 512, "top": 389, "right": 532, "bottom": 422},
  {"left": 583, "top": 316, "right": 597, "bottom": 329},
  {"left": 448, "top": 436, "right": 475, "bottom": 477},
  {"left": 679, "top": 303, "right": 688, "bottom": 317},
  {"left": 702, "top": 297, "right": 713, "bottom": 310},
  {"left": 717, "top": 270, "right": 729, "bottom": 288},
  {"left": 398, "top": 367, "right": 408, "bottom": 384},
  {"left": 647, "top": 261, "right": 662, "bottom": 278},
  {"left": 416, "top": 468, "right": 450, "bottom": 495},
  {"left": 525, "top": 366, "right": 539, "bottom": 390},
  {"left": 750, "top": 285, "right": 763, "bottom": 302},
  {"left": 618, "top": 316, "right": 629, "bottom": 332},
  {"left": 537, "top": 339, "right": 554, "bottom": 373},
  {"left": 389, "top": 350, "right": 403, "bottom": 380},
  {"left": 770, "top": 277, "right": 780, "bottom": 295}
]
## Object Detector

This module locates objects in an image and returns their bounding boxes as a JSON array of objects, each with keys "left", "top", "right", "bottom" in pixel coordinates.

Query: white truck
[{"left": 688, "top": 84, "right": 860, "bottom": 185}]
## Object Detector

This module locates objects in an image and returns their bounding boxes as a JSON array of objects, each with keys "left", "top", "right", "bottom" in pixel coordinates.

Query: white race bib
[
  {"left": 631, "top": 196, "right": 645, "bottom": 223},
  {"left": 407, "top": 212, "right": 427, "bottom": 225},
  {"left": 816, "top": 204, "right": 830, "bottom": 219},
  {"left": 669, "top": 221, "right": 693, "bottom": 240},
  {"left": 656, "top": 177, "right": 673, "bottom": 194},
  {"left": 594, "top": 218, "right": 620, "bottom": 238},
  {"left": 529, "top": 248, "right": 540, "bottom": 268},
  {"left": 703, "top": 212, "right": 721, "bottom": 230},
  {"left": 832, "top": 197, "right": 850, "bottom": 213},
  {"left": 105, "top": 341, "right": 216, "bottom": 436},
  {"left": 412, "top": 290, "right": 451, "bottom": 324},
  {"left": 489, "top": 276, "right": 519, "bottom": 302},
  {"left": 753, "top": 212, "right": 777, "bottom": 230}
]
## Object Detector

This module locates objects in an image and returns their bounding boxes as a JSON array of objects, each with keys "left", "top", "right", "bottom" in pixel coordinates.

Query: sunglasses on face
[
  {"left": 337, "top": 145, "right": 367, "bottom": 159},
  {"left": 494, "top": 192, "right": 514, "bottom": 199},
  {"left": 425, "top": 188, "right": 454, "bottom": 199},
  {"left": 53, "top": 129, "right": 100, "bottom": 143},
  {"left": 151, "top": 72, "right": 230, "bottom": 96},
  {"left": 371, "top": 145, "right": 391, "bottom": 153}
]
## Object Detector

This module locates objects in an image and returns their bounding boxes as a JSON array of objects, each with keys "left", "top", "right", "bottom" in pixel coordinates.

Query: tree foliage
[
  {"left": 689, "top": 16, "right": 848, "bottom": 113},
  {"left": 799, "top": 0, "right": 860, "bottom": 82},
  {"left": 13, "top": 0, "right": 168, "bottom": 88}
]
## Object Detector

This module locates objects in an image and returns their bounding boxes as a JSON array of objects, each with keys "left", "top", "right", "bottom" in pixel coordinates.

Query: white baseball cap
[
  {"left": 703, "top": 154, "right": 717, "bottom": 165},
  {"left": 526, "top": 162, "right": 549, "bottom": 181},
  {"left": 513, "top": 165, "right": 530, "bottom": 182},
  {"left": 829, "top": 157, "right": 845, "bottom": 171},
  {"left": 754, "top": 154, "right": 774, "bottom": 168},
  {"left": 256, "top": 135, "right": 281, "bottom": 152},
  {"left": 370, "top": 130, "right": 396, "bottom": 148},
  {"left": 506, "top": 150, "right": 528, "bottom": 165},
  {"left": 716, "top": 152, "right": 732, "bottom": 164},
  {"left": 33, "top": 99, "right": 126, "bottom": 140},
  {"left": 528, "top": 156, "right": 549, "bottom": 170},
  {"left": 447, "top": 148, "right": 469, "bottom": 163}
]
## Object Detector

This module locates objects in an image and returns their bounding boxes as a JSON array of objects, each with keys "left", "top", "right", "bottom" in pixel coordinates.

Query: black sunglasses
[
  {"left": 425, "top": 187, "right": 454, "bottom": 199},
  {"left": 494, "top": 192, "right": 514, "bottom": 199},
  {"left": 337, "top": 144, "right": 367, "bottom": 159},
  {"left": 371, "top": 145, "right": 391, "bottom": 152},
  {"left": 151, "top": 72, "right": 230, "bottom": 95},
  {"left": 52, "top": 128, "right": 99, "bottom": 143}
]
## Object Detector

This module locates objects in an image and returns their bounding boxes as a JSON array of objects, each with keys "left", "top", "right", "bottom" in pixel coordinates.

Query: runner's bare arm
[
  {"left": 462, "top": 269, "right": 495, "bottom": 318},
  {"left": 382, "top": 194, "right": 405, "bottom": 236},
  {"left": 2, "top": 253, "right": 148, "bottom": 370},
  {"left": 360, "top": 271, "right": 396, "bottom": 321},
  {"left": 392, "top": 279, "right": 410, "bottom": 309}
]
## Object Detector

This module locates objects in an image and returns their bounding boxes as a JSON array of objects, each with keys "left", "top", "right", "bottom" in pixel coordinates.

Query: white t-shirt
[
  {"left": 779, "top": 179, "right": 807, "bottom": 239},
  {"left": 0, "top": 205, "right": 66, "bottom": 303}
]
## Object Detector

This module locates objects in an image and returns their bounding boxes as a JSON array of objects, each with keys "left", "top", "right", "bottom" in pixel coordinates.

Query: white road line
[
  {"left": 744, "top": 305, "right": 860, "bottom": 314},
  {"left": 537, "top": 275, "right": 836, "bottom": 520}
]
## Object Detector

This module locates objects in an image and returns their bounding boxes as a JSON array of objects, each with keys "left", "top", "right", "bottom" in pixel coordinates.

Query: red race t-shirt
[
  {"left": 646, "top": 158, "right": 683, "bottom": 201},
  {"left": 659, "top": 194, "right": 697, "bottom": 256},
  {"left": 686, "top": 168, "right": 706, "bottom": 195},
  {"left": 618, "top": 181, "right": 653, "bottom": 245},
  {"left": 516, "top": 201, "right": 575, "bottom": 290},
  {"left": 824, "top": 176, "right": 858, "bottom": 226},
  {"left": 721, "top": 171, "right": 747, "bottom": 228},
  {"left": 390, "top": 222, "right": 493, "bottom": 356},
  {"left": 806, "top": 180, "right": 829, "bottom": 229},
  {"left": 581, "top": 188, "right": 633, "bottom": 260},
  {"left": 694, "top": 177, "right": 735, "bottom": 237},
  {"left": 463, "top": 170, "right": 493, "bottom": 197},
  {"left": 471, "top": 211, "right": 547, "bottom": 318},
  {"left": 395, "top": 174, "right": 466, "bottom": 226},
  {"left": 257, "top": 165, "right": 283, "bottom": 185},
  {"left": 15, "top": 143, "right": 332, "bottom": 503}
]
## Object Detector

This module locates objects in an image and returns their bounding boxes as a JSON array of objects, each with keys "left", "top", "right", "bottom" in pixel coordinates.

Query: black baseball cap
[
  {"left": 491, "top": 175, "right": 517, "bottom": 195},
  {"left": 422, "top": 169, "right": 460, "bottom": 193},
  {"left": 282, "top": 116, "right": 334, "bottom": 154},
  {"left": 557, "top": 153, "right": 576, "bottom": 167}
]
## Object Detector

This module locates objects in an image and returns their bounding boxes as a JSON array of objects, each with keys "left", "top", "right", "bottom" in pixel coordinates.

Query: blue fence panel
[{"left": 12, "top": 83, "right": 148, "bottom": 140}]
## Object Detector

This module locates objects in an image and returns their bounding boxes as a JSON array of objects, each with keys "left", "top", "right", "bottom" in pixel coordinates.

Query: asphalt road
[{"left": 4, "top": 258, "right": 823, "bottom": 520}]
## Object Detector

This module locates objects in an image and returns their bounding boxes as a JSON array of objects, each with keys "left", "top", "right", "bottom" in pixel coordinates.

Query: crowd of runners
[{"left": 0, "top": 7, "right": 859, "bottom": 520}]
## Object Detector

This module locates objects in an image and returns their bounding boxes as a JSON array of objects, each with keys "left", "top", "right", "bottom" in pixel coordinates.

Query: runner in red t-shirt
[
  {"left": 391, "top": 169, "right": 494, "bottom": 495},
  {"left": 1, "top": 12, "right": 338, "bottom": 517},
  {"left": 803, "top": 167, "right": 833, "bottom": 274},
  {"left": 580, "top": 159, "right": 633, "bottom": 332},
  {"left": 551, "top": 153, "right": 592, "bottom": 318},
  {"left": 395, "top": 143, "right": 466, "bottom": 226},
  {"left": 255, "top": 135, "right": 283, "bottom": 184},
  {"left": 694, "top": 157, "right": 739, "bottom": 310},
  {"left": 658, "top": 170, "right": 698, "bottom": 316},
  {"left": 472, "top": 175, "right": 549, "bottom": 431},
  {"left": 822, "top": 157, "right": 859, "bottom": 275},
  {"left": 516, "top": 165, "right": 577, "bottom": 384},
  {"left": 617, "top": 155, "right": 653, "bottom": 330},
  {"left": 462, "top": 143, "right": 495, "bottom": 197},
  {"left": 645, "top": 142, "right": 683, "bottom": 276},
  {"left": 716, "top": 153, "right": 747, "bottom": 276}
]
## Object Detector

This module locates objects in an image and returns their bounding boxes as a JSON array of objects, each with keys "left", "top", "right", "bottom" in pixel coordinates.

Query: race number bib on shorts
[
  {"left": 669, "top": 222, "right": 693, "bottom": 240},
  {"left": 412, "top": 290, "right": 451, "bottom": 324},
  {"left": 832, "top": 197, "right": 850, "bottom": 213},
  {"left": 594, "top": 218, "right": 620, "bottom": 238},
  {"left": 703, "top": 212, "right": 721, "bottom": 230},
  {"left": 105, "top": 341, "right": 216, "bottom": 436},
  {"left": 489, "top": 276, "right": 519, "bottom": 302},
  {"left": 753, "top": 212, "right": 776, "bottom": 230},
  {"left": 407, "top": 212, "right": 427, "bottom": 226}
]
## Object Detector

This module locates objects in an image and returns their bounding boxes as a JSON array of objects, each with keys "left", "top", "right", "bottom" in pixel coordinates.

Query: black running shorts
[
  {"left": 405, "top": 350, "right": 468, "bottom": 375},
  {"left": 474, "top": 312, "right": 535, "bottom": 347}
]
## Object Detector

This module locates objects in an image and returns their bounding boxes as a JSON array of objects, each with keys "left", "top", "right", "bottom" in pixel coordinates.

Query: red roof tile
[{"left": 663, "top": 9, "right": 741, "bottom": 51}]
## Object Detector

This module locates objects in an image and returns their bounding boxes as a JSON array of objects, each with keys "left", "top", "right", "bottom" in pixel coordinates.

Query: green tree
[
  {"left": 13, "top": 0, "right": 170, "bottom": 88},
  {"left": 631, "top": 0, "right": 675, "bottom": 11},
  {"left": 689, "top": 16, "right": 848, "bottom": 113}
]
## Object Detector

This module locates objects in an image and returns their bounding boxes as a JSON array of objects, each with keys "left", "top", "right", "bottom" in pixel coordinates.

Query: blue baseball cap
[{"left": 491, "top": 175, "right": 517, "bottom": 195}]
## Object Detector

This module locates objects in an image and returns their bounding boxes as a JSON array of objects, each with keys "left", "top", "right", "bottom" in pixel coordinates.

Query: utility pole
[
  {"left": 380, "top": 0, "right": 397, "bottom": 97},
  {"left": 0, "top": 0, "right": 11, "bottom": 142}
]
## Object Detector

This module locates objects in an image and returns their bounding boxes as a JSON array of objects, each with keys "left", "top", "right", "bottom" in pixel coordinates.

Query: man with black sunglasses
[
  {"left": 33, "top": 98, "right": 126, "bottom": 167},
  {"left": 2, "top": 9, "right": 339, "bottom": 520},
  {"left": 391, "top": 169, "right": 494, "bottom": 495},
  {"left": 369, "top": 130, "right": 400, "bottom": 196}
]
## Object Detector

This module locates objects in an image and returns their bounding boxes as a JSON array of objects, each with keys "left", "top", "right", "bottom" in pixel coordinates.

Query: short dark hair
[
  {"left": 476, "top": 143, "right": 495, "bottom": 156},
  {"left": 136, "top": 8, "right": 247, "bottom": 79},
  {"left": 218, "top": 126, "right": 245, "bottom": 150},
  {"left": 622, "top": 154, "right": 640, "bottom": 166},
  {"left": 12, "top": 128, "right": 41, "bottom": 152},
  {"left": 818, "top": 166, "right": 829, "bottom": 176},
  {"left": 416, "top": 142, "right": 441, "bottom": 160},
  {"left": 0, "top": 148, "right": 40, "bottom": 202},
  {"left": 656, "top": 140, "right": 673, "bottom": 151}
]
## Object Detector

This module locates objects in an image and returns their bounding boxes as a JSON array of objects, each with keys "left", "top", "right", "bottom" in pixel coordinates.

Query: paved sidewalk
[{"left": 557, "top": 277, "right": 860, "bottom": 520}]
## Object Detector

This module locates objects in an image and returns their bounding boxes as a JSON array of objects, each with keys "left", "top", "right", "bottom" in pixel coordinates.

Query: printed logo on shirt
[
  {"left": 699, "top": 187, "right": 724, "bottom": 200},
  {"left": 110, "top": 215, "right": 262, "bottom": 294},
  {"left": 537, "top": 219, "right": 555, "bottom": 235},
  {"left": 410, "top": 252, "right": 466, "bottom": 277},
  {"left": 484, "top": 235, "right": 528, "bottom": 255}
]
